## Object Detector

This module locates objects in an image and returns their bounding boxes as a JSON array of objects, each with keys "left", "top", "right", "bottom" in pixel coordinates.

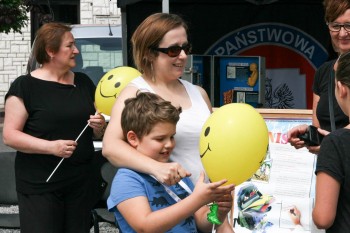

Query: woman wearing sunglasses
[
  {"left": 103, "top": 12, "right": 214, "bottom": 186},
  {"left": 102, "top": 13, "right": 234, "bottom": 231}
]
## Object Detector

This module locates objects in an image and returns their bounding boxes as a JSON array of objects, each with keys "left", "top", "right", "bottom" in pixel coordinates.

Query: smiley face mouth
[
  {"left": 200, "top": 143, "right": 211, "bottom": 158},
  {"left": 99, "top": 78, "right": 120, "bottom": 98}
]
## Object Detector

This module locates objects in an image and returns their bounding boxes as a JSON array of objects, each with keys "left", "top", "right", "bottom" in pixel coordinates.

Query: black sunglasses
[{"left": 152, "top": 44, "right": 192, "bottom": 57}]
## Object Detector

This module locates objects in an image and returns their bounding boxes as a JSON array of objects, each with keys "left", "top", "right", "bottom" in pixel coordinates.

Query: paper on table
[{"left": 267, "top": 142, "right": 316, "bottom": 198}]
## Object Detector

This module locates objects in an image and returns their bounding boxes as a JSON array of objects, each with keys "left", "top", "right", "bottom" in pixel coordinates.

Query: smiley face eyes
[
  {"left": 106, "top": 74, "right": 121, "bottom": 88},
  {"left": 204, "top": 127, "right": 210, "bottom": 137}
]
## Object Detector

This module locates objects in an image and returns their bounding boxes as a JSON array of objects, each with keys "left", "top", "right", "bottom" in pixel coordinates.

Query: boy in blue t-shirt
[{"left": 107, "top": 92, "right": 235, "bottom": 233}]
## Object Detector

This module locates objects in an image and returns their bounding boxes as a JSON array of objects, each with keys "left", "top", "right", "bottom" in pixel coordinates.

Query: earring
[{"left": 151, "top": 63, "right": 155, "bottom": 82}]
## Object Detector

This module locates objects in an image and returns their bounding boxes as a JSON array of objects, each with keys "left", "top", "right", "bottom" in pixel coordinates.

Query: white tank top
[{"left": 130, "top": 77, "right": 210, "bottom": 183}]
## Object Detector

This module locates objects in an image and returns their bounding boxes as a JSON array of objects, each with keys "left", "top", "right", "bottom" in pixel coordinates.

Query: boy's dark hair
[{"left": 121, "top": 92, "right": 182, "bottom": 139}]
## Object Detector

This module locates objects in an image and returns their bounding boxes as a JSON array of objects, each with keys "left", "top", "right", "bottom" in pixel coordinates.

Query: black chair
[
  {"left": 0, "top": 151, "right": 20, "bottom": 229},
  {"left": 91, "top": 160, "right": 121, "bottom": 233},
  {"left": 84, "top": 66, "right": 105, "bottom": 86}
]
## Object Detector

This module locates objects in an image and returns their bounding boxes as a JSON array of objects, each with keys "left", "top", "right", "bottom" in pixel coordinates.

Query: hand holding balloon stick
[
  {"left": 230, "top": 193, "right": 235, "bottom": 228},
  {"left": 199, "top": 103, "right": 268, "bottom": 231},
  {"left": 46, "top": 120, "right": 91, "bottom": 182}
]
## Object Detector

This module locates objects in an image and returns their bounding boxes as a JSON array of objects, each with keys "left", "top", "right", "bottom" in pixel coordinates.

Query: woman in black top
[
  {"left": 3, "top": 22, "right": 106, "bottom": 233},
  {"left": 288, "top": 0, "right": 350, "bottom": 154},
  {"left": 313, "top": 60, "right": 348, "bottom": 132}
]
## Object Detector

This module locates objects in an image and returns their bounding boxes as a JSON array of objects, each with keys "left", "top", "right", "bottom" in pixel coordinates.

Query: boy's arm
[
  {"left": 117, "top": 191, "right": 206, "bottom": 233},
  {"left": 216, "top": 219, "right": 235, "bottom": 233},
  {"left": 117, "top": 172, "right": 234, "bottom": 233}
]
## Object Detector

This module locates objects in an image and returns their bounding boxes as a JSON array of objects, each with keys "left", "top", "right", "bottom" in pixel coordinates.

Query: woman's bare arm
[{"left": 102, "top": 86, "right": 190, "bottom": 185}]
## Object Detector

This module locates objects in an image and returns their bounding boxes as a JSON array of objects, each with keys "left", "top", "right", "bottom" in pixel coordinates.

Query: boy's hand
[
  {"left": 216, "top": 192, "right": 234, "bottom": 223},
  {"left": 193, "top": 171, "right": 235, "bottom": 205}
]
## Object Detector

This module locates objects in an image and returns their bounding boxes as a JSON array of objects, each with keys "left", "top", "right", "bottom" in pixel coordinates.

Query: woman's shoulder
[
  {"left": 127, "top": 76, "right": 154, "bottom": 93},
  {"left": 321, "top": 128, "right": 350, "bottom": 152},
  {"left": 329, "top": 128, "right": 350, "bottom": 138},
  {"left": 179, "top": 79, "right": 201, "bottom": 93},
  {"left": 10, "top": 74, "right": 33, "bottom": 88},
  {"left": 5, "top": 74, "right": 33, "bottom": 100},
  {"left": 74, "top": 72, "right": 96, "bottom": 88},
  {"left": 74, "top": 72, "right": 92, "bottom": 82},
  {"left": 129, "top": 76, "right": 146, "bottom": 86},
  {"left": 13, "top": 74, "right": 31, "bottom": 81},
  {"left": 317, "top": 59, "right": 336, "bottom": 72},
  {"left": 314, "top": 59, "right": 336, "bottom": 86},
  {"left": 179, "top": 79, "right": 211, "bottom": 106},
  {"left": 179, "top": 78, "right": 193, "bottom": 86}
]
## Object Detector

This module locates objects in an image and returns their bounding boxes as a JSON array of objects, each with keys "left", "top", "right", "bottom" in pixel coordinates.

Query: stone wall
[
  {"left": 0, "top": 14, "right": 31, "bottom": 111},
  {"left": 0, "top": 0, "right": 121, "bottom": 109}
]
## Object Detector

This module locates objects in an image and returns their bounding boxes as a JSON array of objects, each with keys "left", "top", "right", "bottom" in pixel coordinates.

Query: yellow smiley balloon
[
  {"left": 95, "top": 66, "right": 141, "bottom": 115},
  {"left": 199, "top": 103, "right": 268, "bottom": 186}
]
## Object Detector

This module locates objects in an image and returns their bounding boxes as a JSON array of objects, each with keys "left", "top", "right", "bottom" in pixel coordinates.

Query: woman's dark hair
[{"left": 323, "top": 0, "right": 350, "bottom": 22}]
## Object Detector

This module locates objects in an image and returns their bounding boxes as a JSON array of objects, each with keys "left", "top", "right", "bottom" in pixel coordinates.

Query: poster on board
[
  {"left": 231, "top": 115, "right": 324, "bottom": 233},
  {"left": 213, "top": 55, "right": 266, "bottom": 108}
]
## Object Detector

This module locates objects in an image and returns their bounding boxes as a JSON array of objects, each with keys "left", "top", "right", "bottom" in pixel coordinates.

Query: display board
[
  {"left": 230, "top": 109, "right": 324, "bottom": 233},
  {"left": 119, "top": 0, "right": 332, "bottom": 109},
  {"left": 213, "top": 56, "right": 266, "bottom": 108}
]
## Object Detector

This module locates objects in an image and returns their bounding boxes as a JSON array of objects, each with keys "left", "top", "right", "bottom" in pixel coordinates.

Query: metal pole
[
  {"left": 162, "top": 0, "right": 169, "bottom": 13},
  {"left": 121, "top": 9, "right": 128, "bottom": 66}
]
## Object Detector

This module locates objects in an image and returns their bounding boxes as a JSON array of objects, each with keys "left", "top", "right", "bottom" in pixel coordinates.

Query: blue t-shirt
[{"left": 107, "top": 168, "right": 197, "bottom": 233}]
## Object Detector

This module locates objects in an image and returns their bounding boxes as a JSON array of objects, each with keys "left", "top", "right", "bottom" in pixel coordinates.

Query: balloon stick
[
  {"left": 230, "top": 192, "right": 235, "bottom": 228},
  {"left": 46, "top": 121, "right": 90, "bottom": 182}
]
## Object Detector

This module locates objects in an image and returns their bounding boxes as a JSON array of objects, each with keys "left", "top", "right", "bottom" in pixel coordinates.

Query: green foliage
[{"left": 0, "top": 0, "right": 29, "bottom": 34}]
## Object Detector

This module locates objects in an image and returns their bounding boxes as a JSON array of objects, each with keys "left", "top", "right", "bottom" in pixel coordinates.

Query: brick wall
[
  {"left": 0, "top": 0, "right": 120, "bottom": 109},
  {"left": 0, "top": 14, "right": 31, "bottom": 111}
]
